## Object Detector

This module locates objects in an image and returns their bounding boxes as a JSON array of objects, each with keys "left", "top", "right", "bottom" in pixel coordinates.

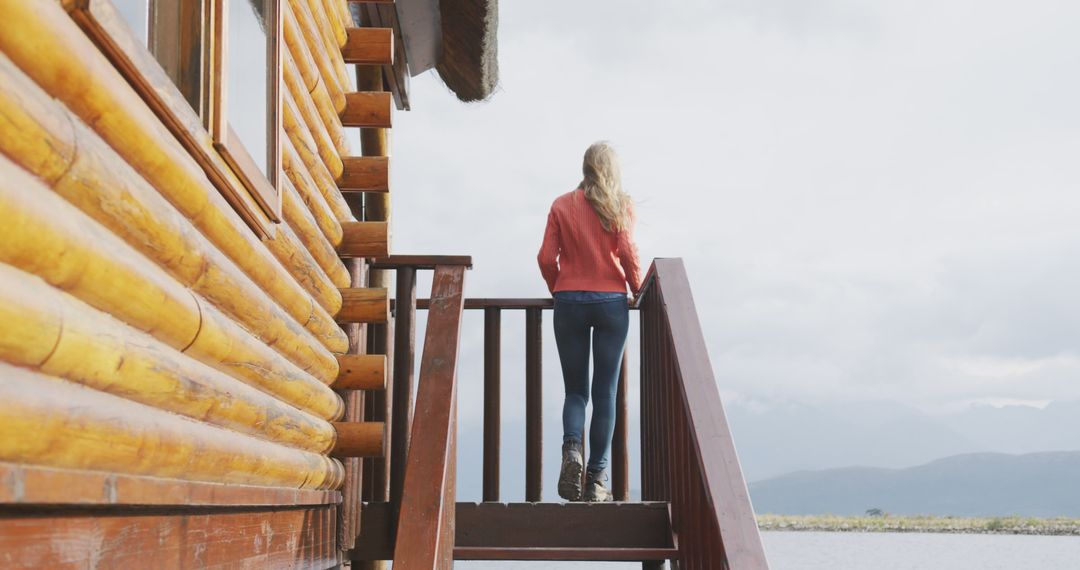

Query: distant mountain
[
  {"left": 749, "top": 451, "right": 1080, "bottom": 517},
  {"left": 726, "top": 400, "right": 1080, "bottom": 481}
]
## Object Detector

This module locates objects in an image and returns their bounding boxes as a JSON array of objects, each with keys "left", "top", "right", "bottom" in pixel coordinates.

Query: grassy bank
[{"left": 757, "top": 514, "right": 1080, "bottom": 536}]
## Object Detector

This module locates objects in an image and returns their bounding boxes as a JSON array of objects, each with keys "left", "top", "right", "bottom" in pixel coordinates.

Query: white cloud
[{"left": 389, "top": 0, "right": 1080, "bottom": 415}]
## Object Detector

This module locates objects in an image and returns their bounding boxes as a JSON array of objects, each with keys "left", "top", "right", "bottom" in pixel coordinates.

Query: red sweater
[{"left": 537, "top": 189, "right": 643, "bottom": 296}]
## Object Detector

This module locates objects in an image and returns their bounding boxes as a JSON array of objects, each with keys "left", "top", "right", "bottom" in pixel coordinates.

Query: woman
[{"left": 537, "top": 142, "right": 643, "bottom": 502}]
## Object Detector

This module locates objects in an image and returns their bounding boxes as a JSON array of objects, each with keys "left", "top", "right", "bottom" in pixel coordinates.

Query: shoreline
[{"left": 757, "top": 514, "right": 1080, "bottom": 536}]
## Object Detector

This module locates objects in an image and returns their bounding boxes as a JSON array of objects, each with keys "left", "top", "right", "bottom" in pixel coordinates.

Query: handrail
[
  {"left": 638, "top": 258, "right": 769, "bottom": 569},
  {"left": 392, "top": 264, "right": 467, "bottom": 569}
]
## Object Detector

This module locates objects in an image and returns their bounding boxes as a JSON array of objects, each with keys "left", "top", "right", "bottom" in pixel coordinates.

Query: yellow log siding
[
  {"left": 0, "top": 363, "right": 343, "bottom": 489},
  {"left": 0, "top": 0, "right": 349, "bottom": 354}
]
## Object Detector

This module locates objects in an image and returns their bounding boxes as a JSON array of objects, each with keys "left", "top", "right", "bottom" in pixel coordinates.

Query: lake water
[{"left": 458, "top": 531, "right": 1080, "bottom": 569}]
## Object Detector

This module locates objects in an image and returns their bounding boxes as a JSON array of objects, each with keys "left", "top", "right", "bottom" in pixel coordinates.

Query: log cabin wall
[{"left": 0, "top": 0, "right": 390, "bottom": 566}]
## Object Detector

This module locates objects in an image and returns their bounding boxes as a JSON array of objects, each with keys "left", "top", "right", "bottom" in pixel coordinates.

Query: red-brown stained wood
[
  {"left": 338, "top": 287, "right": 390, "bottom": 323},
  {"left": 341, "top": 91, "right": 393, "bottom": 128},
  {"left": 331, "top": 422, "right": 386, "bottom": 457},
  {"left": 392, "top": 265, "right": 466, "bottom": 570},
  {"left": 339, "top": 156, "right": 390, "bottom": 192},
  {"left": 369, "top": 255, "right": 473, "bottom": 270},
  {"left": 334, "top": 354, "right": 387, "bottom": 390},
  {"left": 454, "top": 502, "right": 675, "bottom": 550},
  {"left": 482, "top": 307, "right": 501, "bottom": 502},
  {"left": 525, "top": 307, "right": 543, "bottom": 502},
  {"left": 0, "top": 506, "right": 340, "bottom": 568},
  {"left": 612, "top": 350, "right": 630, "bottom": 502},
  {"left": 637, "top": 258, "right": 769, "bottom": 570},
  {"left": 343, "top": 27, "right": 394, "bottom": 65},
  {"left": 338, "top": 221, "right": 390, "bottom": 257}
]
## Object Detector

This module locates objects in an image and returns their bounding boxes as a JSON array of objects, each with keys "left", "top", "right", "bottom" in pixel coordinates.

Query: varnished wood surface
[
  {"left": 0, "top": 55, "right": 342, "bottom": 383},
  {"left": 392, "top": 265, "right": 466, "bottom": 570},
  {"left": 341, "top": 91, "right": 393, "bottom": 128},
  {"left": 369, "top": 255, "right": 473, "bottom": 270},
  {"left": 0, "top": 262, "right": 338, "bottom": 452},
  {"left": 0, "top": 505, "right": 341, "bottom": 569},
  {"left": 331, "top": 422, "right": 386, "bottom": 458},
  {"left": 288, "top": 0, "right": 345, "bottom": 111},
  {"left": 334, "top": 354, "right": 387, "bottom": 390},
  {"left": 638, "top": 258, "right": 769, "bottom": 569},
  {"left": 338, "top": 287, "right": 390, "bottom": 323},
  {"left": 0, "top": 463, "right": 339, "bottom": 507},
  {"left": 339, "top": 155, "right": 390, "bottom": 192},
  {"left": 343, "top": 27, "right": 394, "bottom": 65},
  {"left": 338, "top": 221, "right": 390, "bottom": 258},
  {"left": 0, "top": 2, "right": 350, "bottom": 353},
  {"left": 0, "top": 363, "right": 342, "bottom": 489}
]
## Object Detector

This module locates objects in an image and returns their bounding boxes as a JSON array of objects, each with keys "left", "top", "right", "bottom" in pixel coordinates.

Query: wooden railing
[
  {"left": 391, "top": 263, "right": 467, "bottom": 569},
  {"left": 638, "top": 258, "right": 768, "bottom": 569},
  {"left": 414, "top": 298, "right": 631, "bottom": 503}
]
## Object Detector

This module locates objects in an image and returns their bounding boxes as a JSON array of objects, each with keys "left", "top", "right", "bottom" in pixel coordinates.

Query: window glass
[
  {"left": 226, "top": 0, "right": 270, "bottom": 176},
  {"left": 114, "top": 0, "right": 149, "bottom": 46}
]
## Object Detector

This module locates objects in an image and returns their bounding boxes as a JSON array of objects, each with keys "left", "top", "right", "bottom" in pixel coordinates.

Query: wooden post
[
  {"left": 482, "top": 307, "right": 501, "bottom": 502},
  {"left": 525, "top": 307, "right": 543, "bottom": 502}
]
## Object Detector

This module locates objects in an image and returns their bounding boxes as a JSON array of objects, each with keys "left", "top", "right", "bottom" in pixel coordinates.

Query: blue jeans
[{"left": 553, "top": 291, "right": 629, "bottom": 475}]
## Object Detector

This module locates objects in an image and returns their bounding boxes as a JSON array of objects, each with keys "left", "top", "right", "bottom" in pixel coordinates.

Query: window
[
  {"left": 210, "top": 0, "right": 282, "bottom": 220},
  {"left": 68, "top": 0, "right": 283, "bottom": 231}
]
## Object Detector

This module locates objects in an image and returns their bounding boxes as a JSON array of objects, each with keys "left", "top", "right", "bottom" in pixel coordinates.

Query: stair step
[
  {"left": 454, "top": 546, "right": 678, "bottom": 562},
  {"left": 351, "top": 501, "right": 676, "bottom": 562},
  {"left": 455, "top": 502, "right": 676, "bottom": 561}
]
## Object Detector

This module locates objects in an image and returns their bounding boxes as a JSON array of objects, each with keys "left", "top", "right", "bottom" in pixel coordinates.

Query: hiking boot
[
  {"left": 557, "top": 441, "right": 584, "bottom": 501},
  {"left": 583, "top": 470, "right": 613, "bottom": 502}
]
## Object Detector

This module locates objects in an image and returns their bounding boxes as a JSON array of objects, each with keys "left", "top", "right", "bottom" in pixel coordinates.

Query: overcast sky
[{"left": 386, "top": 0, "right": 1079, "bottom": 423}]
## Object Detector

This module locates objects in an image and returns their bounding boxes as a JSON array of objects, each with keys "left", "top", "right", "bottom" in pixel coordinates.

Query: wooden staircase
[{"left": 348, "top": 258, "right": 770, "bottom": 569}]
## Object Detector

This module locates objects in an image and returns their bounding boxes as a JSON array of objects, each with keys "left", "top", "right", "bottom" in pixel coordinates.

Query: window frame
[
  {"left": 65, "top": 0, "right": 284, "bottom": 235},
  {"left": 208, "top": 0, "right": 283, "bottom": 222}
]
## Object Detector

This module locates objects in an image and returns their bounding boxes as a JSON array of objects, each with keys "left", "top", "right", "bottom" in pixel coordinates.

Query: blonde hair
[{"left": 580, "top": 141, "right": 631, "bottom": 232}]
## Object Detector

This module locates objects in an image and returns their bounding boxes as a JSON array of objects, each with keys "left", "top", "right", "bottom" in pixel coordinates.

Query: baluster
[
  {"left": 525, "top": 307, "right": 543, "bottom": 502},
  {"left": 612, "top": 350, "right": 630, "bottom": 501},
  {"left": 482, "top": 307, "right": 501, "bottom": 502},
  {"left": 389, "top": 266, "right": 416, "bottom": 519}
]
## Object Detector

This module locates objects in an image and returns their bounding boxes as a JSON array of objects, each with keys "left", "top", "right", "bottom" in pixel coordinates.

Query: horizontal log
[
  {"left": 340, "top": 91, "right": 392, "bottom": 128},
  {"left": 0, "top": 157, "right": 344, "bottom": 420},
  {"left": 333, "top": 354, "right": 387, "bottom": 390},
  {"left": 337, "top": 221, "right": 390, "bottom": 258},
  {"left": 0, "top": 56, "right": 339, "bottom": 383},
  {"left": 283, "top": 137, "right": 346, "bottom": 244},
  {"left": 0, "top": 363, "right": 343, "bottom": 489},
  {"left": 0, "top": 504, "right": 340, "bottom": 568},
  {"left": 288, "top": 0, "right": 346, "bottom": 112},
  {"left": 0, "top": 463, "right": 340, "bottom": 507},
  {"left": 284, "top": 47, "right": 344, "bottom": 183},
  {"left": 0, "top": 4, "right": 349, "bottom": 354},
  {"left": 338, "top": 287, "right": 389, "bottom": 323},
  {"left": 308, "top": 0, "right": 352, "bottom": 92},
  {"left": 282, "top": 178, "right": 351, "bottom": 288},
  {"left": 322, "top": 0, "right": 348, "bottom": 47},
  {"left": 343, "top": 27, "right": 394, "bottom": 65},
  {"left": 339, "top": 156, "right": 390, "bottom": 192},
  {"left": 331, "top": 422, "right": 386, "bottom": 457},
  {"left": 284, "top": 91, "right": 353, "bottom": 220},
  {"left": 0, "top": 263, "right": 337, "bottom": 453}
]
